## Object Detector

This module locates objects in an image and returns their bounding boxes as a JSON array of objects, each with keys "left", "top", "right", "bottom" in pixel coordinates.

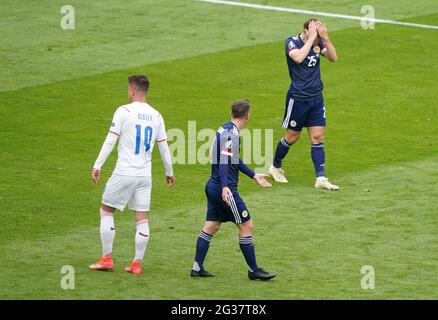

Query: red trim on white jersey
[
  {"left": 156, "top": 139, "right": 166, "bottom": 143},
  {"left": 109, "top": 130, "right": 120, "bottom": 136}
]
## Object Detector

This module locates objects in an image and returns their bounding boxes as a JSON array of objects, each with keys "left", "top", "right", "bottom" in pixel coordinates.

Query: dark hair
[
  {"left": 231, "top": 99, "right": 250, "bottom": 119},
  {"left": 303, "top": 18, "right": 319, "bottom": 30},
  {"left": 128, "top": 75, "right": 150, "bottom": 95}
]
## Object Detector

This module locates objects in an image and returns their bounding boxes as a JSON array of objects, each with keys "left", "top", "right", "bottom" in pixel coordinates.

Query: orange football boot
[
  {"left": 125, "top": 260, "right": 142, "bottom": 275},
  {"left": 89, "top": 257, "right": 114, "bottom": 271}
]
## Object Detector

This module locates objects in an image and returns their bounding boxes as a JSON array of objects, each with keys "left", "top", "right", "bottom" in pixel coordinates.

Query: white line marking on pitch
[{"left": 198, "top": 0, "right": 438, "bottom": 30}]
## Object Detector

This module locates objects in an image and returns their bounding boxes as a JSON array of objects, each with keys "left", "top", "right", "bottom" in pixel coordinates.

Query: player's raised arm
[
  {"left": 91, "top": 107, "right": 126, "bottom": 183},
  {"left": 317, "top": 21, "right": 337, "bottom": 62},
  {"left": 288, "top": 21, "right": 318, "bottom": 64},
  {"left": 156, "top": 114, "right": 175, "bottom": 188}
]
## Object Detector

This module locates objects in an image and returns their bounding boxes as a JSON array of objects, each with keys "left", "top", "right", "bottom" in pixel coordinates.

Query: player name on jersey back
[{"left": 111, "top": 101, "right": 167, "bottom": 177}]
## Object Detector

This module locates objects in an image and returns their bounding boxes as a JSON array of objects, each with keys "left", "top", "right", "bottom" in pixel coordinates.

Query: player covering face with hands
[
  {"left": 190, "top": 100, "right": 276, "bottom": 281},
  {"left": 89, "top": 75, "right": 175, "bottom": 276},
  {"left": 270, "top": 19, "right": 339, "bottom": 190}
]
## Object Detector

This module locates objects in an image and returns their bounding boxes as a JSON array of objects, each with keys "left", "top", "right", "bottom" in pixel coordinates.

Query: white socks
[
  {"left": 100, "top": 209, "right": 115, "bottom": 257},
  {"left": 99, "top": 211, "right": 150, "bottom": 262},
  {"left": 134, "top": 220, "right": 150, "bottom": 261}
]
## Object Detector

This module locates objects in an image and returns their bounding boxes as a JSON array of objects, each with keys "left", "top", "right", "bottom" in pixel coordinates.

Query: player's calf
[
  {"left": 89, "top": 206, "right": 115, "bottom": 272},
  {"left": 272, "top": 130, "right": 300, "bottom": 169},
  {"left": 191, "top": 229, "right": 216, "bottom": 278},
  {"left": 125, "top": 217, "right": 150, "bottom": 276},
  {"left": 271, "top": 130, "right": 300, "bottom": 182},
  {"left": 237, "top": 220, "right": 276, "bottom": 280}
]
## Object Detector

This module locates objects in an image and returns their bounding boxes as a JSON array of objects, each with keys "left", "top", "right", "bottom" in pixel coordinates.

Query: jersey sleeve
[
  {"left": 286, "top": 38, "right": 298, "bottom": 56},
  {"left": 238, "top": 159, "right": 255, "bottom": 179},
  {"left": 156, "top": 114, "right": 167, "bottom": 142},
  {"left": 218, "top": 128, "right": 238, "bottom": 159},
  {"left": 217, "top": 127, "right": 240, "bottom": 188},
  {"left": 109, "top": 107, "right": 128, "bottom": 136},
  {"left": 319, "top": 39, "right": 327, "bottom": 52}
]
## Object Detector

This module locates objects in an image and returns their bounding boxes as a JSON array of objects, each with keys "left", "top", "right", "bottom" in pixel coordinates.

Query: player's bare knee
[
  {"left": 239, "top": 219, "right": 254, "bottom": 236},
  {"left": 284, "top": 130, "right": 301, "bottom": 145},
  {"left": 203, "top": 221, "right": 221, "bottom": 235},
  {"left": 135, "top": 211, "right": 149, "bottom": 223},
  {"left": 311, "top": 134, "right": 324, "bottom": 144},
  {"left": 100, "top": 205, "right": 115, "bottom": 216},
  {"left": 211, "top": 223, "right": 221, "bottom": 235}
]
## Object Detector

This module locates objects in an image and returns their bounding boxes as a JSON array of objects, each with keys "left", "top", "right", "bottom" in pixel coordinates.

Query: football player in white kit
[{"left": 89, "top": 75, "right": 175, "bottom": 275}]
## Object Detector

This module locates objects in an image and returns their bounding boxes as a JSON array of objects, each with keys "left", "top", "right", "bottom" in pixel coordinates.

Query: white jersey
[{"left": 109, "top": 101, "right": 167, "bottom": 177}]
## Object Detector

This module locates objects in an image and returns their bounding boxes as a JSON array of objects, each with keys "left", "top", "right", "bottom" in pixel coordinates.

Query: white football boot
[
  {"left": 269, "top": 165, "right": 288, "bottom": 183},
  {"left": 314, "top": 177, "right": 339, "bottom": 191}
]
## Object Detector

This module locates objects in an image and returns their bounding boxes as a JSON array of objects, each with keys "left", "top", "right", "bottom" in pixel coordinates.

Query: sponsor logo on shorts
[{"left": 290, "top": 120, "right": 297, "bottom": 127}]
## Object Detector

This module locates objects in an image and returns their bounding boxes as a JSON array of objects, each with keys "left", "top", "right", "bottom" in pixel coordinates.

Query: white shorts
[{"left": 102, "top": 174, "right": 152, "bottom": 212}]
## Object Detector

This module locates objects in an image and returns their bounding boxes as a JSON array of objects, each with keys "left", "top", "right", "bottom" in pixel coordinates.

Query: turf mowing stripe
[{"left": 198, "top": 0, "right": 438, "bottom": 30}]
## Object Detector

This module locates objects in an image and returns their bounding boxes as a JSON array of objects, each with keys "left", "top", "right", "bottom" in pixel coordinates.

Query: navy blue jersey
[
  {"left": 209, "top": 121, "right": 255, "bottom": 189},
  {"left": 285, "top": 34, "right": 326, "bottom": 100}
]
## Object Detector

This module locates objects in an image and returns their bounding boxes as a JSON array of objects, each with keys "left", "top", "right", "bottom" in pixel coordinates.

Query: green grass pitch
[{"left": 0, "top": 0, "right": 437, "bottom": 299}]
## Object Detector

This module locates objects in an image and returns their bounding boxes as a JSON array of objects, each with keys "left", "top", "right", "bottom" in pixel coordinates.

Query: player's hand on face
[
  {"left": 222, "top": 187, "right": 233, "bottom": 205},
  {"left": 91, "top": 168, "right": 100, "bottom": 184},
  {"left": 316, "top": 21, "right": 329, "bottom": 40},
  {"left": 308, "top": 21, "right": 318, "bottom": 41},
  {"left": 166, "top": 176, "right": 176, "bottom": 188},
  {"left": 254, "top": 174, "right": 272, "bottom": 188}
]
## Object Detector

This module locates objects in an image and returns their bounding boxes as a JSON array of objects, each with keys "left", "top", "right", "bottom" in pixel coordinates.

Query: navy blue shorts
[
  {"left": 282, "top": 92, "right": 326, "bottom": 131},
  {"left": 205, "top": 181, "right": 251, "bottom": 224}
]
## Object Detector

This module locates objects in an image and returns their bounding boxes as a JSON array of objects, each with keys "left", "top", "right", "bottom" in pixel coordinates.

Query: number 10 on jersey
[{"left": 135, "top": 125, "right": 153, "bottom": 155}]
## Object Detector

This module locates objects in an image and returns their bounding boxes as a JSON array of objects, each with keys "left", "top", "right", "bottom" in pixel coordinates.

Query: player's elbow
[
  {"left": 292, "top": 56, "right": 305, "bottom": 64},
  {"left": 289, "top": 53, "right": 304, "bottom": 64},
  {"left": 105, "top": 136, "right": 118, "bottom": 149},
  {"left": 158, "top": 142, "right": 170, "bottom": 155}
]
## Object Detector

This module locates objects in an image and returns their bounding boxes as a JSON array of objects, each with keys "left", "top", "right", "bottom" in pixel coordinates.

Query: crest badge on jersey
[
  {"left": 221, "top": 140, "right": 235, "bottom": 157},
  {"left": 313, "top": 45, "right": 321, "bottom": 54},
  {"left": 288, "top": 41, "right": 296, "bottom": 49}
]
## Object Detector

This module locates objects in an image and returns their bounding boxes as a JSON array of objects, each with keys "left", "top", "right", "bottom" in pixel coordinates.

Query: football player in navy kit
[
  {"left": 190, "top": 100, "right": 276, "bottom": 280},
  {"left": 270, "top": 19, "right": 339, "bottom": 190}
]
